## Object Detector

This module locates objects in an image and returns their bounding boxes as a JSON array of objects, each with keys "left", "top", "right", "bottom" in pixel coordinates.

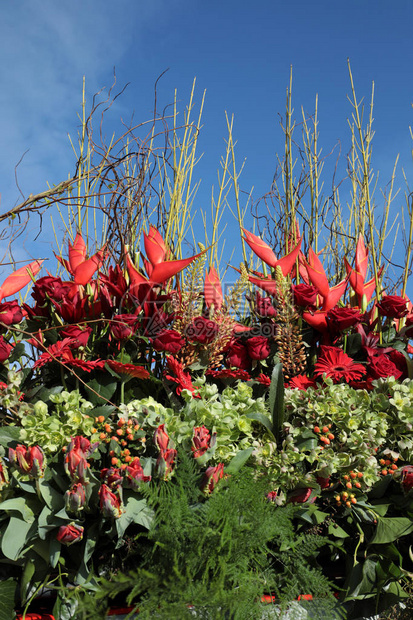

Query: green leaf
[
  {"left": 225, "top": 447, "right": 254, "bottom": 474},
  {"left": 2, "top": 516, "right": 35, "bottom": 560},
  {"left": 116, "top": 497, "right": 153, "bottom": 541},
  {"left": 0, "top": 496, "right": 35, "bottom": 522},
  {"left": 8, "top": 342, "right": 26, "bottom": 364},
  {"left": 0, "top": 426, "right": 21, "bottom": 447},
  {"left": 245, "top": 411, "right": 275, "bottom": 438},
  {"left": 86, "top": 374, "right": 117, "bottom": 405},
  {"left": 328, "top": 523, "right": 349, "bottom": 538},
  {"left": 37, "top": 477, "right": 65, "bottom": 510},
  {"left": 370, "top": 517, "right": 413, "bottom": 545},
  {"left": 0, "top": 578, "right": 17, "bottom": 620},
  {"left": 268, "top": 362, "right": 284, "bottom": 442}
]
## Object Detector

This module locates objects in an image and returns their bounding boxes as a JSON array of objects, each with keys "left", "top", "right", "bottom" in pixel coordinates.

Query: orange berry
[
  {"left": 127, "top": 419, "right": 133, "bottom": 426},
  {"left": 111, "top": 436, "right": 119, "bottom": 443},
  {"left": 328, "top": 424, "right": 332, "bottom": 429},
  {"left": 134, "top": 425, "right": 140, "bottom": 432},
  {"left": 98, "top": 416, "right": 105, "bottom": 424},
  {"left": 357, "top": 472, "right": 363, "bottom": 478},
  {"left": 100, "top": 433, "right": 107, "bottom": 440},
  {"left": 351, "top": 497, "right": 357, "bottom": 505},
  {"left": 127, "top": 434, "right": 134, "bottom": 441},
  {"left": 123, "top": 449, "right": 130, "bottom": 456},
  {"left": 124, "top": 455, "right": 132, "bottom": 463},
  {"left": 328, "top": 433, "right": 335, "bottom": 440},
  {"left": 343, "top": 475, "right": 350, "bottom": 481},
  {"left": 104, "top": 424, "right": 112, "bottom": 433},
  {"left": 345, "top": 501, "right": 351, "bottom": 508},
  {"left": 346, "top": 482, "right": 352, "bottom": 489},
  {"left": 116, "top": 428, "right": 124, "bottom": 436},
  {"left": 342, "top": 492, "right": 348, "bottom": 499},
  {"left": 385, "top": 460, "right": 391, "bottom": 466},
  {"left": 320, "top": 437, "right": 330, "bottom": 445},
  {"left": 322, "top": 426, "right": 329, "bottom": 434},
  {"left": 111, "top": 457, "right": 118, "bottom": 466},
  {"left": 109, "top": 450, "right": 115, "bottom": 456},
  {"left": 355, "top": 482, "right": 362, "bottom": 489},
  {"left": 117, "top": 418, "right": 126, "bottom": 427},
  {"left": 313, "top": 426, "right": 321, "bottom": 434},
  {"left": 335, "top": 495, "right": 341, "bottom": 502},
  {"left": 350, "top": 472, "right": 357, "bottom": 479},
  {"left": 121, "top": 440, "right": 127, "bottom": 447},
  {"left": 91, "top": 427, "right": 97, "bottom": 434},
  {"left": 121, "top": 463, "right": 127, "bottom": 470},
  {"left": 391, "top": 463, "right": 398, "bottom": 471},
  {"left": 381, "top": 469, "right": 388, "bottom": 476},
  {"left": 379, "top": 459, "right": 386, "bottom": 465}
]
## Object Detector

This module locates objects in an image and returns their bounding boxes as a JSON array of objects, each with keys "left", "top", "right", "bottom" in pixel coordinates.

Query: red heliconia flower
[
  {"left": 201, "top": 463, "right": 225, "bottom": 494},
  {"left": 192, "top": 426, "right": 212, "bottom": 459},
  {"left": 125, "top": 457, "right": 151, "bottom": 490},
  {"left": 302, "top": 309, "right": 329, "bottom": 334},
  {"left": 302, "top": 248, "right": 348, "bottom": 311},
  {"left": 154, "top": 424, "right": 170, "bottom": 452},
  {"left": 99, "top": 483, "right": 123, "bottom": 518},
  {"left": 204, "top": 266, "right": 223, "bottom": 312},
  {"left": 55, "top": 232, "right": 106, "bottom": 286},
  {"left": 0, "top": 260, "right": 43, "bottom": 303},
  {"left": 287, "top": 375, "right": 318, "bottom": 390},
  {"left": 9, "top": 444, "right": 45, "bottom": 478},
  {"left": 126, "top": 229, "right": 207, "bottom": 288},
  {"left": 313, "top": 346, "right": 365, "bottom": 383},
  {"left": 241, "top": 228, "right": 302, "bottom": 277},
  {"left": 106, "top": 360, "right": 150, "bottom": 379},
  {"left": 56, "top": 523, "right": 84, "bottom": 545},
  {"left": 164, "top": 356, "right": 199, "bottom": 397},
  {"left": 344, "top": 235, "right": 383, "bottom": 308}
]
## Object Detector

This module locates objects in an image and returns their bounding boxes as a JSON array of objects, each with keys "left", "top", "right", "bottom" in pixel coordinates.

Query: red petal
[
  {"left": 321, "top": 278, "right": 348, "bottom": 311},
  {"left": 150, "top": 249, "right": 207, "bottom": 285},
  {"left": 275, "top": 238, "right": 302, "bottom": 277},
  {"left": 143, "top": 227, "right": 166, "bottom": 266},
  {"left": 68, "top": 233, "right": 87, "bottom": 273},
  {"left": 344, "top": 257, "right": 365, "bottom": 298},
  {"left": 247, "top": 274, "right": 278, "bottom": 296},
  {"left": 302, "top": 310, "right": 328, "bottom": 332},
  {"left": 355, "top": 234, "right": 369, "bottom": 281},
  {"left": 204, "top": 266, "right": 223, "bottom": 311},
  {"left": 241, "top": 229, "right": 278, "bottom": 268},
  {"left": 304, "top": 248, "right": 330, "bottom": 298},
  {"left": 125, "top": 253, "right": 149, "bottom": 288},
  {"left": 0, "top": 260, "right": 43, "bottom": 301},
  {"left": 74, "top": 250, "right": 105, "bottom": 286}
]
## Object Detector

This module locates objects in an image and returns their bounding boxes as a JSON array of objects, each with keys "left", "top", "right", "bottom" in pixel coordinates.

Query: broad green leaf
[
  {"left": 370, "top": 517, "right": 413, "bottom": 545},
  {"left": 20, "top": 558, "right": 36, "bottom": 603},
  {"left": 0, "top": 496, "right": 35, "bottom": 522},
  {"left": 245, "top": 411, "right": 275, "bottom": 438},
  {"left": 2, "top": 516, "right": 35, "bottom": 560},
  {"left": 225, "top": 447, "right": 254, "bottom": 474},
  {"left": 0, "top": 578, "right": 16, "bottom": 620},
  {"left": 0, "top": 426, "right": 21, "bottom": 446},
  {"left": 37, "top": 477, "right": 65, "bottom": 510},
  {"left": 268, "top": 362, "right": 284, "bottom": 442},
  {"left": 86, "top": 375, "right": 117, "bottom": 405},
  {"left": 328, "top": 523, "right": 349, "bottom": 538}
]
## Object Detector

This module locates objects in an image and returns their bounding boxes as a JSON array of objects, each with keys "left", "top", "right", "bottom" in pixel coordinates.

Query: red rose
[
  {"left": 246, "top": 336, "right": 270, "bottom": 361},
  {"left": 367, "top": 353, "right": 403, "bottom": 380},
  {"left": 326, "top": 306, "right": 363, "bottom": 331},
  {"left": 110, "top": 314, "right": 137, "bottom": 341},
  {"left": 0, "top": 301, "right": 23, "bottom": 326},
  {"left": 292, "top": 283, "right": 318, "bottom": 307},
  {"left": 377, "top": 295, "right": 408, "bottom": 319},
  {"left": 152, "top": 329, "right": 185, "bottom": 354},
  {"left": 387, "top": 349, "right": 408, "bottom": 380},
  {"left": 225, "top": 339, "right": 251, "bottom": 370},
  {"left": 254, "top": 292, "right": 277, "bottom": 318},
  {"left": 186, "top": 316, "right": 219, "bottom": 344},
  {"left": 60, "top": 325, "right": 92, "bottom": 348},
  {"left": 31, "top": 275, "right": 72, "bottom": 305},
  {"left": 56, "top": 523, "right": 84, "bottom": 545},
  {"left": 401, "top": 466, "right": 413, "bottom": 493},
  {"left": 0, "top": 336, "right": 12, "bottom": 363}
]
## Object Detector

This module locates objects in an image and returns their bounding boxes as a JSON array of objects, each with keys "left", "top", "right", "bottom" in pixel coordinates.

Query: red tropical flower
[
  {"left": 242, "top": 228, "right": 302, "bottom": 276},
  {"left": 55, "top": 232, "right": 106, "bottom": 286},
  {"left": 192, "top": 426, "right": 212, "bottom": 459},
  {"left": 206, "top": 368, "right": 251, "bottom": 381},
  {"left": 201, "top": 463, "right": 225, "bottom": 494},
  {"left": 313, "top": 346, "right": 365, "bottom": 383},
  {"left": 0, "top": 260, "right": 43, "bottom": 303},
  {"left": 204, "top": 266, "right": 223, "bottom": 312},
  {"left": 56, "top": 523, "right": 84, "bottom": 545},
  {"left": 287, "top": 375, "right": 318, "bottom": 390}
]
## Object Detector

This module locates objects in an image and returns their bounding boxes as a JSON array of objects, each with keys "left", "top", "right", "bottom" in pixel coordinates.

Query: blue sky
[{"left": 1, "top": 0, "right": 413, "bottom": 295}]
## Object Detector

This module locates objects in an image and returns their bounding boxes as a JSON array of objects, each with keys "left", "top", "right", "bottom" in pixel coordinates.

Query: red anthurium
[
  {"left": 56, "top": 232, "right": 106, "bottom": 286},
  {"left": 0, "top": 260, "right": 43, "bottom": 303},
  {"left": 204, "top": 266, "right": 223, "bottom": 312},
  {"left": 242, "top": 228, "right": 302, "bottom": 276}
]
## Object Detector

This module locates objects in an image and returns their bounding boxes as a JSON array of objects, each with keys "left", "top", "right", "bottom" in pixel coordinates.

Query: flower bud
[{"left": 56, "top": 523, "right": 84, "bottom": 545}]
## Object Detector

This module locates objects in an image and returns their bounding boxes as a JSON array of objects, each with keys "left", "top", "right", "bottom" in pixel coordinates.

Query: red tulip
[
  {"left": 9, "top": 444, "right": 45, "bottom": 478},
  {"left": 56, "top": 523, "right": 84, "bottom": 545},
  {"left": 125, "top": 457, "right": 151, "bottom": 490},
  {"left": 99, "top": 483, "right": 123, "bottom": 518},
  {"left": 0, "top": 260, "right": 43, "bottom": 303},
  {"left": 154, "top": 424, "right": 170, "bottom": 452},
  {"left": 155, "top": 447, "right": 177, "bottom": 480},
  {"left": 65, "top": 483, "right": 86, "bottom": 514},
  {"left": 201, "top": 463, "right": 224, "bottom": 494}
]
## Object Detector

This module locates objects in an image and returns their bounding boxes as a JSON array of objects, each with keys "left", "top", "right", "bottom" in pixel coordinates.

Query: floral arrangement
[{"left": 1, "top": 74, "right": 413, "bottom": 619}]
